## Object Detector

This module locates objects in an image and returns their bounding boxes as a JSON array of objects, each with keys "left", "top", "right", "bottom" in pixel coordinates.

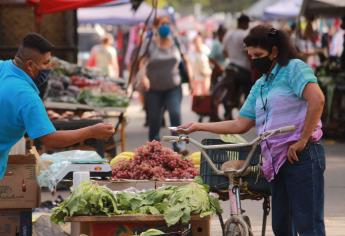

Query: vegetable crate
[
  {"left": 68, "top": 215, "right": 210, "bottom": 236},
  {"left": 200, "top": 139, "right": 270, "bottom": 200}
]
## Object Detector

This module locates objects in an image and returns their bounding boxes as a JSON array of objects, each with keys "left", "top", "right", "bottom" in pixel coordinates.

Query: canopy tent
[
  {"left": 26, "top": 0, "right": 117, "bottom": 15},
  {"left": 244, "top": 0, "right": 278, "bottom": 19},
  {"left": 77, "top": 2, "right": 168, "bottom": 25},
  {"left": 263, "top": 0, "right": 303, "bottom": 20},
  {"left": 300, "top": 0, "right": 345, "bottom": 17}
]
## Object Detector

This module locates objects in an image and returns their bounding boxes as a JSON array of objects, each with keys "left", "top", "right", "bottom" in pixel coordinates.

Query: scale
[
  {"left": 60, "top": 162, "right": 112, "bottom": 180},
  {"left": 42, "top": 161, "right": 112, "bottom": 192}
]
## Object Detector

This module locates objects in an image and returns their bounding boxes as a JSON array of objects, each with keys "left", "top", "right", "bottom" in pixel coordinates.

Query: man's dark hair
[
  {"left": 216, "top": 24, "right": 227, "bottom": 36},
  {"left": 243, "top": 24, "right": 298, "bottom": 66},
  {"left": 237, "top": 14, "right": 250, "bottom": 25},
  {"left": 22, "top": 33, "right": 54, "bottom": 53}
]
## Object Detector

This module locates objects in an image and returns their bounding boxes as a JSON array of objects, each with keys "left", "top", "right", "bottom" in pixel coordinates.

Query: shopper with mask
[
  {"left": 0, "top": 33, "right": 115, "bottom": 179},
  {"left": 137, "top": 17, "right": 191, "bottom": 153},
  {"left": 178, "top": 25, "right": 326, "bottom": 235}
]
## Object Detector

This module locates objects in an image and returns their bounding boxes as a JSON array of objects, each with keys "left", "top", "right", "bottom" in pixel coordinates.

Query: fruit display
[
  {"left": 110, "top": 152, "right": 135, "bottom": 167},
  {"left": 187, "top": 152, "right": 201, "bottom": 170},
  {"left": 111, "top": 141, "right": 198, "bottom": 180}
]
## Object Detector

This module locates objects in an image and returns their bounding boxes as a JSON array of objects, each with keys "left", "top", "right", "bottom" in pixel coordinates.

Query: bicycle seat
[{"left": 221, "top": 160, "right": 250, "bottom": 176}]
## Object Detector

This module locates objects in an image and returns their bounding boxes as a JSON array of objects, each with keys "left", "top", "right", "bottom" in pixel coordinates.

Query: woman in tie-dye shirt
[{"left": 179, "top": 25, "right": 326, "bottom": 236}]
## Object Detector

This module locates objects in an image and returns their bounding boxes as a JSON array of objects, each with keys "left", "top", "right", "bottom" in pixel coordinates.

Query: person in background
[
  {"left": 137, "top": 17, "right": 192, "bottom": 154},
  {"left": 189, "top": 34, "right": 212, "bottom": 96},
  {"left": 329, "top": 21, "right": 344, "bottom": 63},
  {"left": 209, "top": 24, "right": 227, "bottom": 89},
  {"left": 223, "top": 14, "right": 252, "bottom": 97},
  {"left": 88, "top": 33, "right": 119, "bottom": 79},
  {"left": 295, "top": 16, "right": 323, "bottom": 69},
  {"left": 178, "top": 25, "right": 325, "bottom": 236},
  {"left": 0, "top": 33, "right": 114, "bottom": 179},
  {"left": 340, "top": 15, "right": 345, "bottom": 69}
]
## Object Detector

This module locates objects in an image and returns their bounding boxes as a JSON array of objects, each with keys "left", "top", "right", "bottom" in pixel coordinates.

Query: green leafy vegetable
[
  {"left": 50, "top": 182, "right": 120, "bottom": 224},
  {"left": 50, "top": 179, "right": 222, "bottom": 227},
  {"left": 138, "top": 229, "right": 165, "bottom": 236}
]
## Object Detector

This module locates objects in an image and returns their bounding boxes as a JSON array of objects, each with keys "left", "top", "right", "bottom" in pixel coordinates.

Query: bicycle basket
[{"left": 200, "top": 139, "right": 271, "bottom": 199}]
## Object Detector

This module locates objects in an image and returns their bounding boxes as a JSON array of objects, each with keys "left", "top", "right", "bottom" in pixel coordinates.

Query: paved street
[{"left": 124, "top": 88, "right": 345, "bottom": 236}]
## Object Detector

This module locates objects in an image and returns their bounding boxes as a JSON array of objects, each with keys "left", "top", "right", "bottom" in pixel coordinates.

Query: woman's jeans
[
  {"left": 145, "top": 86, "right": 183, "bottom": 150},
  {"left": 271, "top": 142, "right": 326, "bottom": 236}
]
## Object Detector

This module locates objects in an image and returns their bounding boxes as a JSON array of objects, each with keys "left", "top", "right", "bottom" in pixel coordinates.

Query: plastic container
[{"left": 200, "top": 139, "right": 270, "bottom": 198}]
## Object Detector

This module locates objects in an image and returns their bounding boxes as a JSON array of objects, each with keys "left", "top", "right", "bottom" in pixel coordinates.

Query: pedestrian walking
[{"left": 136, "top": 17, "right": 191, "bottom": 153}]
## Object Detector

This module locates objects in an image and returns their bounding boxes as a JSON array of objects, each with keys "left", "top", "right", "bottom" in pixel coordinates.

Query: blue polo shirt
[{"left": 0, "top": 60, "right": 56, "bottom": 179}]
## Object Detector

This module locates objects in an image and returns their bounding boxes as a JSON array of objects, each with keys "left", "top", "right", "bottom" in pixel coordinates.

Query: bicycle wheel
[
  {"left": 243, "top": 215, "right": 254, "bottom": 236},
  {"left": 224, "top": 216, "right": 249, "bottom": 236}
]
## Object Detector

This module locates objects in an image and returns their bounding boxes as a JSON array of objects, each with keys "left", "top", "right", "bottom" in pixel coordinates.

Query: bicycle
[{"left": 163, "top": 125, "right": 295, "bottom": 236}]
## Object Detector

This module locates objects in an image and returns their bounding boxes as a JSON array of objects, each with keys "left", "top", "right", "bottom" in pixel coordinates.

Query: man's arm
[{"left": 40, "top": 123, "right": 114, "bottom": 149}]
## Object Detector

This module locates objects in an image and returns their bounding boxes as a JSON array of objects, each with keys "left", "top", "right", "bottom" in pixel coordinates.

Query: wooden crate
[{"left": 67, "top": 214, "right": 210, "bottom": 236}]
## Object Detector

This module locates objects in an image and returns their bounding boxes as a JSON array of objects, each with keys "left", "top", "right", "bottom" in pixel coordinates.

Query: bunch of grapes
[{"left": 112, "top": 141, "right": 198, "bottom": 180}]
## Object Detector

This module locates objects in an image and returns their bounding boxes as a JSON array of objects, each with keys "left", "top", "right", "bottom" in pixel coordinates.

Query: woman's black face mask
[{"left": 251, "top": 56, "right": 273, "bottom": 75}]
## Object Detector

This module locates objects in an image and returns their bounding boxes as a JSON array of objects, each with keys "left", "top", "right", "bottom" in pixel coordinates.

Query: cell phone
[{"left": 168, "top": 127, "right": 188, "bottom": 132}]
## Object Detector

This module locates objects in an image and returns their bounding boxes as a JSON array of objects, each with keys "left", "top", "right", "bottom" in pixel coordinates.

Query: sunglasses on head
[{"left": 268, "top": 28, "right": 278, "bottom": 37}]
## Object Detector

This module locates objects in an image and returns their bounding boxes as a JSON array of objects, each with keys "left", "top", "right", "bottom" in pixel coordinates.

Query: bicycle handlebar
[
  {"left": 163, "top": 125, "right": 295, "bottom": 176},
  {"left": 277, "top": 125, "right": 295, "bottom": 133}
]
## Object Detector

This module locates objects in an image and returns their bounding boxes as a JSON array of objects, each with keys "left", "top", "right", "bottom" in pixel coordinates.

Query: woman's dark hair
[{"left": 243, "top": 24, "right": 298, "bottom": 66}]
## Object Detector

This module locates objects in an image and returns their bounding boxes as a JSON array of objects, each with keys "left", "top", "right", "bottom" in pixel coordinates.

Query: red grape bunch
[{"left": 112, "top": 141, "right": 198, "bottom": 180}]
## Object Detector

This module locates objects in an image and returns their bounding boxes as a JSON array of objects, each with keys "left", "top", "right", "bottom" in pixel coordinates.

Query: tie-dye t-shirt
[{"left": 239, "top": 59, "right": 322, "bottom": 181}]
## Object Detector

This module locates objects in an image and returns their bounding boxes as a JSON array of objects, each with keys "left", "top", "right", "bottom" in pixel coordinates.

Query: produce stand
[
  {"left": 41, "top": 102, "right": 128, "bottom": 155},
  {"left": 66, "top": 214, "right": 211, "bottom": 236}
]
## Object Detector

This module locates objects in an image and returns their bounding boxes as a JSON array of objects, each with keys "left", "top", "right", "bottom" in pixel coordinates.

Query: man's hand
[
  {"left": 287, "top": 139, "right": 308, "bottom": 164},
  {"left": 89, "top": 123, "right": 115, "bottom": 140}
]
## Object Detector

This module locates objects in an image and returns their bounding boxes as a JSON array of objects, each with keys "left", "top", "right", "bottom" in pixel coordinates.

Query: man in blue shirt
[{"left": 0, "top": 33, "right": 114, "bottom": 179}]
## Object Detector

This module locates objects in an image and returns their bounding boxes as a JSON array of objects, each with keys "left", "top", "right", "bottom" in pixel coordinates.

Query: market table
[
  {"left": 44, "top": 101, "right": 127, "bottom": 154},
  {"left": 67, "top": 214, "right": 211, "bottom": 236}
]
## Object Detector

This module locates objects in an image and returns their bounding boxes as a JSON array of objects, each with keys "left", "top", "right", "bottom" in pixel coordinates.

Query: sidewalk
[{"left": 124, "top": 90, "right": 345, "bottom": 236}]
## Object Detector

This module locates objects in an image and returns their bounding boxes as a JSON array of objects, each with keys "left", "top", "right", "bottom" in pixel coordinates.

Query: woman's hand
[
  {"left": 287, "top": 138, "right": 308, "bottom": 163},
  {"left": 176, "top": 122, "right": 201, "bottom": 134}
]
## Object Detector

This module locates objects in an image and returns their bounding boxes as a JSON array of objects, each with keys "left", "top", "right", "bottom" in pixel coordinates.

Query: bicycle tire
[{"left": 224, "top": 215, "right": 250, "bottom": 236}]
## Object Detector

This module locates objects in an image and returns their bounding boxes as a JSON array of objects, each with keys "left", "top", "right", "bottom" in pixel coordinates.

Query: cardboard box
[
  {"left": 0, "top": 209, "right": 32, "bottom": 236},
  {"left": 0, "top": 154, "right": 40, "bottom": 209}
]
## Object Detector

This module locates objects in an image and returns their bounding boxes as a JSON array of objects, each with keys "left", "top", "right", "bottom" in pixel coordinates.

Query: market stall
[
  {"left": 32, "top": 139, "right": 216, "bottom": 236},
  {"left": 38, "top": 57, "right": 129, "bottom": 156}
]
